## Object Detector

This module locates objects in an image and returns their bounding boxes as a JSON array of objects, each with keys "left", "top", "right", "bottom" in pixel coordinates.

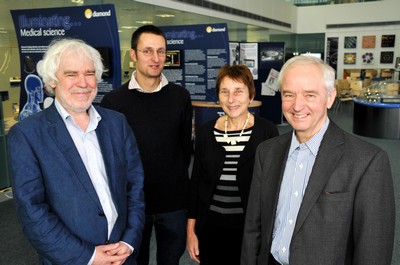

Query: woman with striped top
[{"left": 187, "top": 64, "right": 279, "bottom": 265}]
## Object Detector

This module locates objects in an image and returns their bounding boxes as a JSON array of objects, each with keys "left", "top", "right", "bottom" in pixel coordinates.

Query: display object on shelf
[{"left": 355, "top": 81, "right": 400, "bottom": 104}]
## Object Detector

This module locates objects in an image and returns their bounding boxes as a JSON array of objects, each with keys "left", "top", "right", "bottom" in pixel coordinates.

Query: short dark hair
[
  {"left": 131, "top": 25, "right": 167, "bottom": 50},
  {"left": 216, "top": 64, "right": 256, "bottom": 100}
]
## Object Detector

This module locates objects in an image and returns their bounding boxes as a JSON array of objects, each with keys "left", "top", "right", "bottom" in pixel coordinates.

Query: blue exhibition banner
[
  {"left": 160, "top": 23, "right": 229, "bottom": 102},
  {"left": 11, "top": 4, "right": 121, "bottom": 120}
]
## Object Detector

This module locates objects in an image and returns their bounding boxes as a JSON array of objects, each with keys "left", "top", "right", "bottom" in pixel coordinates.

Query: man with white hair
[{"left": 8, "top": 38, "right": 145, "bottom": 265}]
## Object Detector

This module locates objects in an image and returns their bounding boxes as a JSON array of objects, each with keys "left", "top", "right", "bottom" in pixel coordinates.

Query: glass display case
[
  {"left": 353, "top": 80, "right": 400, "bottom": 140},
  {"left": 354, "top": 80, "right": 399, "bottom": 104}
]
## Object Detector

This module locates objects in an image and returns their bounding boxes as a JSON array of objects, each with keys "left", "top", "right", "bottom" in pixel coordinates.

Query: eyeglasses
[{"left": 136, "top": 49, "right": 166, "bottom": 57}]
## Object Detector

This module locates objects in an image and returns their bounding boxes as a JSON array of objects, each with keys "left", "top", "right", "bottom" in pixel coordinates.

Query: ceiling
[{"left": 0, "top": 0, "right": 287, "bottom": 48}]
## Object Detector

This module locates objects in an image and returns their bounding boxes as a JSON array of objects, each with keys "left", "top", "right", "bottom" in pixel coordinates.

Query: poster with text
[
  {"left": 240, "top": 42, "right": 259, "bottom": 80},
  {"left": 161, "top": 23, "right": 229, "bottom": 102},
  {"left": 11, "top": 4, "right": 121, "bottom": 120}
]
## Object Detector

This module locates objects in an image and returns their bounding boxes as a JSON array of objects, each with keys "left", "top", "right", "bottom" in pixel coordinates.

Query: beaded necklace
[{"left": 223, "top": 112, "right": 250, "bottom": 145}]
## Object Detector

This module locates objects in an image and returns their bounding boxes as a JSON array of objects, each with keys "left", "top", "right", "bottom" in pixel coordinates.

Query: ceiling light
[
  {"left": 121, "top": 26, "right": 138, "bottom": 29},
  {"left": 135, "top": 20, "right": 153, "bottom": 24},
  {"left": 156, "top": 14, "right": 175, "bottom": 18}
]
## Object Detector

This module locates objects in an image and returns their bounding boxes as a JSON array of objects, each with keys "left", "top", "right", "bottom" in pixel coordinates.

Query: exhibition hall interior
[{"left": 0, "top": 0, "right": 399, "bottom": 264}]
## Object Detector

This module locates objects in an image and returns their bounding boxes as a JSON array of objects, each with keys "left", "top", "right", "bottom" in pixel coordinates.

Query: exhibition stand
[{"left": 353, "top": 99, "right": 400, "bottom": 140}]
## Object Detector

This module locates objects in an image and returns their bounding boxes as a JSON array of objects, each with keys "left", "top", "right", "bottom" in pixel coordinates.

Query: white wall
[
  {"left": 135, "top": 0, "right": 298, "bottom": 33},
  {"left": 296, "top": 0, "right": 400, "bottom": 34}
]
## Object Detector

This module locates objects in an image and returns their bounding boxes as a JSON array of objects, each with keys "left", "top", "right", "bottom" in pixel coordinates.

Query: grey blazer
[{"left": 241, "top": 121, "right": 395, "bottom": 265}]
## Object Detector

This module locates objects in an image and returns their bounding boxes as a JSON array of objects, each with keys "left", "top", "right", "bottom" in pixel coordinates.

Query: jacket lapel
[
  {"left": 45, "top": 104, "right": 103, "bottom": 210},
  {"left": 292, "top": 122, "right": 345, "bottom": 236},
  {"left": 94, "top": 109, "right": 119, "bottom": 211}
]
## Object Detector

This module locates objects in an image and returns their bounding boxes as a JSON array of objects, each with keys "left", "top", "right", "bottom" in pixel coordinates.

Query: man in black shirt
[{"left": 101, "top": 25, "right": 192, "bottom": 265}]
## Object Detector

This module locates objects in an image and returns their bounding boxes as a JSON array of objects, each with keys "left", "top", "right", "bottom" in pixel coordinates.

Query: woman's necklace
[{"left": 224, "top": 112, "right": 250, "bottom": 145}]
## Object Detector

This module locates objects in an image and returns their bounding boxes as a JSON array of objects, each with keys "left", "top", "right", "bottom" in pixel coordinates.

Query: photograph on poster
[
  {"left": 164, "top": 50, "right": 181, "bottom": 68},
  {"left": 260, "top": 48, "right": 284, "bottom": 62}
]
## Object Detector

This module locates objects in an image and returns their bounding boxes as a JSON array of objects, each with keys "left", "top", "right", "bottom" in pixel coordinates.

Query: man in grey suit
[
  {"left": 241, "top": 55, "right": 395, "bottom": 265},
  {"left": 8, "top": 38, "right": 145, "bottom": 265}
]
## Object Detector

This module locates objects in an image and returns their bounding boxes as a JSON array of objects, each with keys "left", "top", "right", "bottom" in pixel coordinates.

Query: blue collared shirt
[
  {"left": 271, "top": 118, "right": 330, "bottom": 265},
  {"left": 54, "top": 99, "right": 118, "bottom": 239}
]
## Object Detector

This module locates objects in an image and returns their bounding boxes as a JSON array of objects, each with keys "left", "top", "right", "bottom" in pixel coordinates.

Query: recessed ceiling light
[
  {"left": 156, "top": 14, "right": 175, "bottom": 18},
  {"left": 121, "top": 26, "right": 138, "bottom": 29},
  {"left": 135, "top": 20, "right": 153, "bottom": 24}
]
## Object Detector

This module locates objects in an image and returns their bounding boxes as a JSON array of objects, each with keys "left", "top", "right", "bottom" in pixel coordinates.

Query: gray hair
[
  {"left": 37, "top": 38, "right": 104, "bottom": 95},
  {"left": 278, "top": 55, "right": 336, "bottom": 94}
]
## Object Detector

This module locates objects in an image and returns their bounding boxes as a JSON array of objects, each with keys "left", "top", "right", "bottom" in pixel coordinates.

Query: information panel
[
  {"left": 160, "top": 23, "right": 229, "bottom": 102},
  {"left": 11, "top": 4, "right": 121, "bottom": 120}
]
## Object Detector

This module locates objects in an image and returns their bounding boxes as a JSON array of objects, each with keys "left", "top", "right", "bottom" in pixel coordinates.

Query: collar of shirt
[
  {"left": 288, "top": 118, "right": 330, "bottom": 157},
  {"left": 128, "top": 70, "right": 169, "bottom": 93},
  {"left": 54, "top": 99, "right": 101, "bottom": 133}
]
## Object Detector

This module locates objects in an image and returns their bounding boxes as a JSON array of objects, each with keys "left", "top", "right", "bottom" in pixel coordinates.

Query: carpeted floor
[
  {"left": 0, "top": 105, "right": 399, "bottom": 265},
  {"left": 0, "top": 199, "right": 38, "bottom": 264}
]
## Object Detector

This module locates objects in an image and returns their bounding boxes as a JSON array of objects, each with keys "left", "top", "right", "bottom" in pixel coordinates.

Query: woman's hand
[{"left": 186, "top": 218, "right": 200, "bottom": 263}]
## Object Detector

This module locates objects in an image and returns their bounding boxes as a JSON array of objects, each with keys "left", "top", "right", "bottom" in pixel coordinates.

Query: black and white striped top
[{"left": 208, "top": 127, "right": 252, "bottom": 227}]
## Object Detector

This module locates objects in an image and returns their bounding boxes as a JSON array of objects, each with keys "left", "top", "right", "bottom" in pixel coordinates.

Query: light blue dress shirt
[
  {"left": 128, "top": 70, "right": 168, "bottom": 92},
  {"left": 271, "top": 118, "right": 330, "bottom": 265}
]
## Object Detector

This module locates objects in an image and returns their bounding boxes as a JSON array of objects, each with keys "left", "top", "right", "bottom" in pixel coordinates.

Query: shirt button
[{"left": 98, "top": 212, "right": 105, "bottom": 217}]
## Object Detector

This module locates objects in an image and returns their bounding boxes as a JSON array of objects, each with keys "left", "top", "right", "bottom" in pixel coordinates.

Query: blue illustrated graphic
[{"left": 19, "top": 74, "right": 43, "bottom": 121}]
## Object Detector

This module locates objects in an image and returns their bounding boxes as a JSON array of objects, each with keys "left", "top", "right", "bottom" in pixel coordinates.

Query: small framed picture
[
  {"left": 362, "top": 35, "right": 376, "bottom": 48},
  {"left": 380, "top": 51, "right": 394, "bottom": 64},
  {"left": 362, "top": 52, "right": 374, "bottom": 65},
  {"left": 344, "top": 53, "right": 356, "bottom": 64},
  {"left": 381, "top": 35, "right": 395, "bottom": 47},
  {"left": 344, "top": 36, "right": 357, "bottom": 49}
]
